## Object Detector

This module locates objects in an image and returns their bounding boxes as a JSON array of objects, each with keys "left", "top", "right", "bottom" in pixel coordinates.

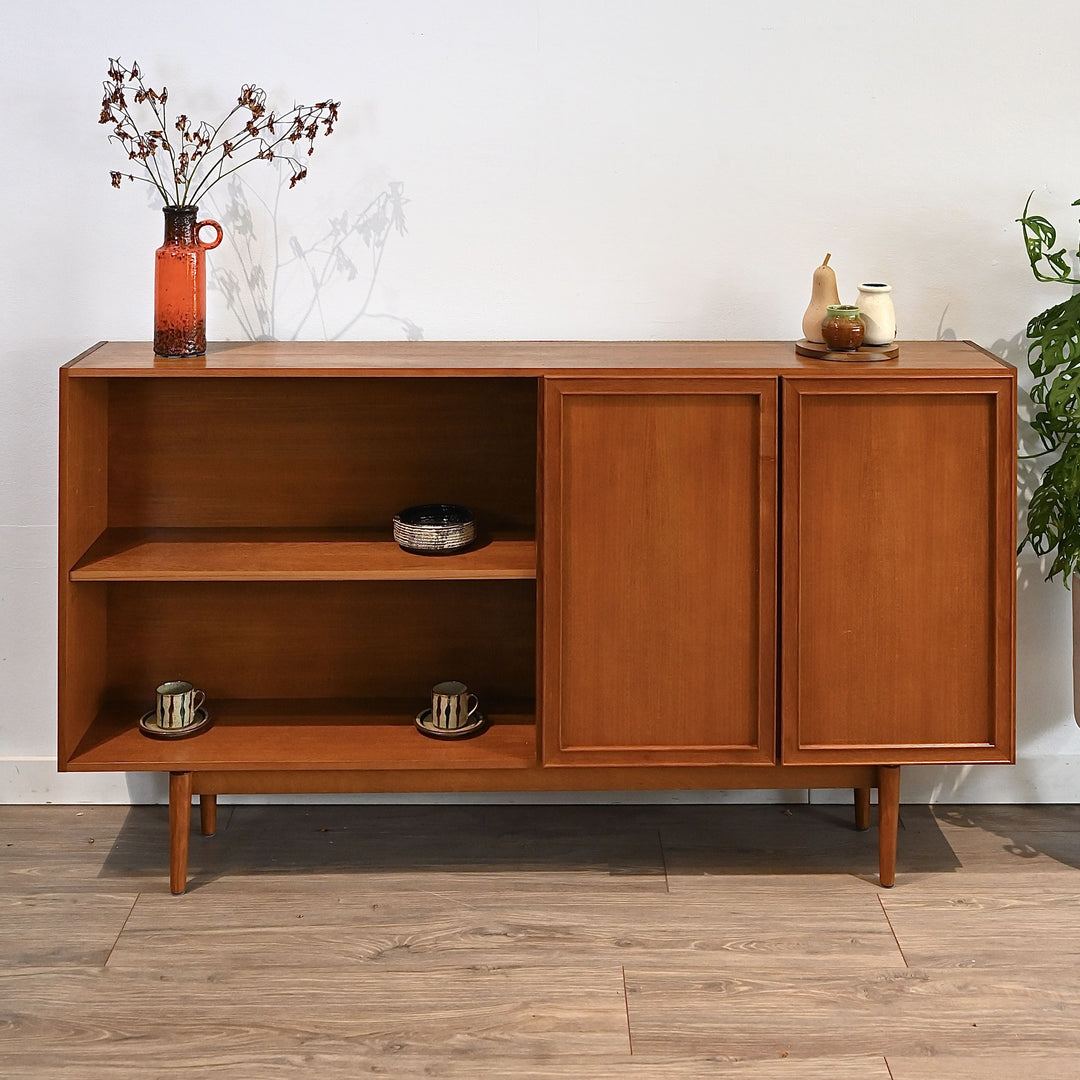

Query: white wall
[{"left": 4, "top": 0, "right": 1080, "bottom": 803}]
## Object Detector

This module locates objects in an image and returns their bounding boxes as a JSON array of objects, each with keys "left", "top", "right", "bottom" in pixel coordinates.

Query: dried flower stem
[{"left": 100, "top": 57, "right": 339, "bottom": 206}]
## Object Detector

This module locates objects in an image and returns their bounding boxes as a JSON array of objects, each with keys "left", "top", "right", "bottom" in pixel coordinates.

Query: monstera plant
[{"left": 1018, "top": 191, "right": 1080, "bottom": 584}]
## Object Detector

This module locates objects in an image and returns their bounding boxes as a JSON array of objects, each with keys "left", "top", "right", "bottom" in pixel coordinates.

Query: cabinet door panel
[
  {"left": 542, "top": 377, "right": 777, "bottom": 765},
  {"left": 782, "top": 377, "right": 1015, "bottom": 764}
]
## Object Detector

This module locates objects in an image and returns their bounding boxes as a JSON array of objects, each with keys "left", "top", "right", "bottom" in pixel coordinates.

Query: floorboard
[
  {"left": 623, "top": 966, "right": 1080, "bottom": 1057},
  {"left": 880, "top": 876, "right": 1080, "bottom": 968},
  {"left": 0, "top": 889, "right": 136, "bottom": 971},
  {"left": 886, "top": 1052, "right": 1080, "bottom": 1079}
]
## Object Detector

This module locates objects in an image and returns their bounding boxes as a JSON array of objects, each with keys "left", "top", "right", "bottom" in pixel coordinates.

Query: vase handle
[{"left": 196, "top": 219, "right": 223, "bottom": 250}]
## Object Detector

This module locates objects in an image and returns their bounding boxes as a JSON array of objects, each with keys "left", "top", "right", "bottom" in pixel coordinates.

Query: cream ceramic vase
[{"left": 855, "top": 283, "right": 896, "bottom": 346}]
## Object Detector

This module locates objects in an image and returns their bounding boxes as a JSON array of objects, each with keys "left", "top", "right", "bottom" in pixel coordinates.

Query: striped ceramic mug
[
  {"left": 431, "top": 681, "right": 480, "bottom": 731},
  {"left": 156, "top": 680, "right": 206, "bottom": 730}
]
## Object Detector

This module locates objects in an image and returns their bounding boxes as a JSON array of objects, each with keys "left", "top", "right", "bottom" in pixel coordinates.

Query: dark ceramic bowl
[{"left": 392, "top": 503, "right": 476, "bottom": 554}]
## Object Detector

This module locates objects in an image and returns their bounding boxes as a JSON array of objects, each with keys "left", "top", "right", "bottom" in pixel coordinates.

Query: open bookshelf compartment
[
  {"left": 58, "top": 369, "right": 541, "bottom": 776},
  {"left": 64, "top": 579, "right": 537, "bottom": 771}
]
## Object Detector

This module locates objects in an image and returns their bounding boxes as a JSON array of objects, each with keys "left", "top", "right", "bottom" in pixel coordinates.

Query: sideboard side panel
[{"left": 57, "top": 371, "right": 110, "bottom": 767}]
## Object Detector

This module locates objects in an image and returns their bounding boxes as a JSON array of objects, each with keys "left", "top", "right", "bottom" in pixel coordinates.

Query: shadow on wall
[
  {"left": 207, "top": 168, "right": 422, "bottom": 342},
  {"left": 1008, "top": 322, "right": 1080, "bottom": 739},
  {"left": 1002, "top": 328, "right": 1044, "bottom": 543},
  {"left": 936, "top": 318, "right": 1036, "bottom": 566}
]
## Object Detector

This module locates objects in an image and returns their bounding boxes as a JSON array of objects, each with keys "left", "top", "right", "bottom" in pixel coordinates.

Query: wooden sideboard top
[{"left": 64, "top": 339, "right": 1014, "bottom": 377}]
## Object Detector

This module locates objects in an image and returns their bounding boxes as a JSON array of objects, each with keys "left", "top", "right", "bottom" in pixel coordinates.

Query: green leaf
[
  {"left": 1027, "top": 294, "right": 1080, "bottom": 377},
  {"left": 1018, "top": 193, "right": 1080, "bottom": 286},
  {"left": 1019, "top": 193, "right": 1080, "bottom": 581}
]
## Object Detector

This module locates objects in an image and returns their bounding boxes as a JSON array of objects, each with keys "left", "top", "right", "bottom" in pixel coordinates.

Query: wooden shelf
[
  {"left": 70, "top": 528, "right": 536, "bottom": 581},
  {"left": 68, "top": 699, "right": 537, "bottom": 771}
]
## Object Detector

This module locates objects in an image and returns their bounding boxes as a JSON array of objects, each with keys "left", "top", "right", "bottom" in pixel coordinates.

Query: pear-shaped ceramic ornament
[{"left": 801, "top": 253, "right": 841, "bottom": 342}]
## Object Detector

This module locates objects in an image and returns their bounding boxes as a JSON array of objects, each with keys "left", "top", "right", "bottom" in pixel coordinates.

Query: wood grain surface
[
  {"left": 782, "top": 377, "right": 1016, "bottom": 764},
  {"left": 64, "top": 339, "right": 1013, "bottom": 376},
  {"left": 623, "top": 966, "right": 1080, "bottom": 1057},
  {"left": 57, "top": 371, "right": 110, "bottom": 764},
  {"left": 71, "top": 527, "right": 537, "bottom": 581},
  {"left": 542, "top": 378, "right": 776, "bottom": 765},
  {"left": 0, "top": 890, "right": 136, "bottom": 972},
  {"left": 879, "top": 880, "right": 1080, "bottom": 968},
  {"left": 71, "top": 700, "right": 538, "bottom": 771},
  {"left": 105, "top": 376, "right": 538, "bottom": 530},
  {"left": 887, "top": 1054, "right": 1080, "bottom": 1080},
  {"left": 2, "top": 804, "right": 1078, "bottom": 1076},
  {"left": 103, "top": 579, "right": 536, "bottom": 704}
]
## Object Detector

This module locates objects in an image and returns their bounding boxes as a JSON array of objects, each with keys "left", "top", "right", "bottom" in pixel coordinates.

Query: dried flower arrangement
[{"left": 99, "top": 57, "right": 340, "bottom": 205}]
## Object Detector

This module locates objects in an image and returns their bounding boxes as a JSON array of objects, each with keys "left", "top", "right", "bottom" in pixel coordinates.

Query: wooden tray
[{"left": 795, "top": 339, "right": 899, "bottom": 362}]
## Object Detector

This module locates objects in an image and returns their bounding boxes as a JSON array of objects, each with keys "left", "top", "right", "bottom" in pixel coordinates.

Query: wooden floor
[{"left": 2, "top": 802, "right": 1080, "bottom": 1078}]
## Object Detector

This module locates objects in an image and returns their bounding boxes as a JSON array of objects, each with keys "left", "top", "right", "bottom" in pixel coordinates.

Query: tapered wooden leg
[
  {"left": 877, "top": 766, "right": 900, "bottom": 888},
  {"left": 199, "top": 793, "right": 217, "bottom": 837},
  {"left": 854, "top": 787, "right": 871, "bottom": 831},
  {"left": 169, "top": 771, "right": 193, "bottom": 895}
]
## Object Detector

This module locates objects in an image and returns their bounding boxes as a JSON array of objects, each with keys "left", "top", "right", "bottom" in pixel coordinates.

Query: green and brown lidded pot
[{"left": 821, "top": 304, "right": 865, "bottom": 351}]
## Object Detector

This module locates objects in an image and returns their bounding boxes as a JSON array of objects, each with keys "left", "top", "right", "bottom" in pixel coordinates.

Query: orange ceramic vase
[{"left": 154, "top": 205, "right": 223, "bottom": 357}]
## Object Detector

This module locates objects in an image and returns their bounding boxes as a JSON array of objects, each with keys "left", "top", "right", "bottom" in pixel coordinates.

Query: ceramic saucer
[
  {"left": 139, "top": 706, "right": 212, "bottom": 739},
  {"left": 414, "top": 707, "right": 487, "bottom": 739}
]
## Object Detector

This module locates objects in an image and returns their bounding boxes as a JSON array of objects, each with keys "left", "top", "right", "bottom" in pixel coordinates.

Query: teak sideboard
[{"left": 58, "top": 341, "right": 1017, "bottom": 893}]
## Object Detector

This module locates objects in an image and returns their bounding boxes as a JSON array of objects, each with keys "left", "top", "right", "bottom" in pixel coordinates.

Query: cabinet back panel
[
  {"left": 789, "top": 390, "right": 1001, "bottom": 751},
  {"left": 105, "top": 581, "right": 535, "bottom": 703},
  {"left": 107, "top": 378, "right": 537, "bottom": 530}
]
